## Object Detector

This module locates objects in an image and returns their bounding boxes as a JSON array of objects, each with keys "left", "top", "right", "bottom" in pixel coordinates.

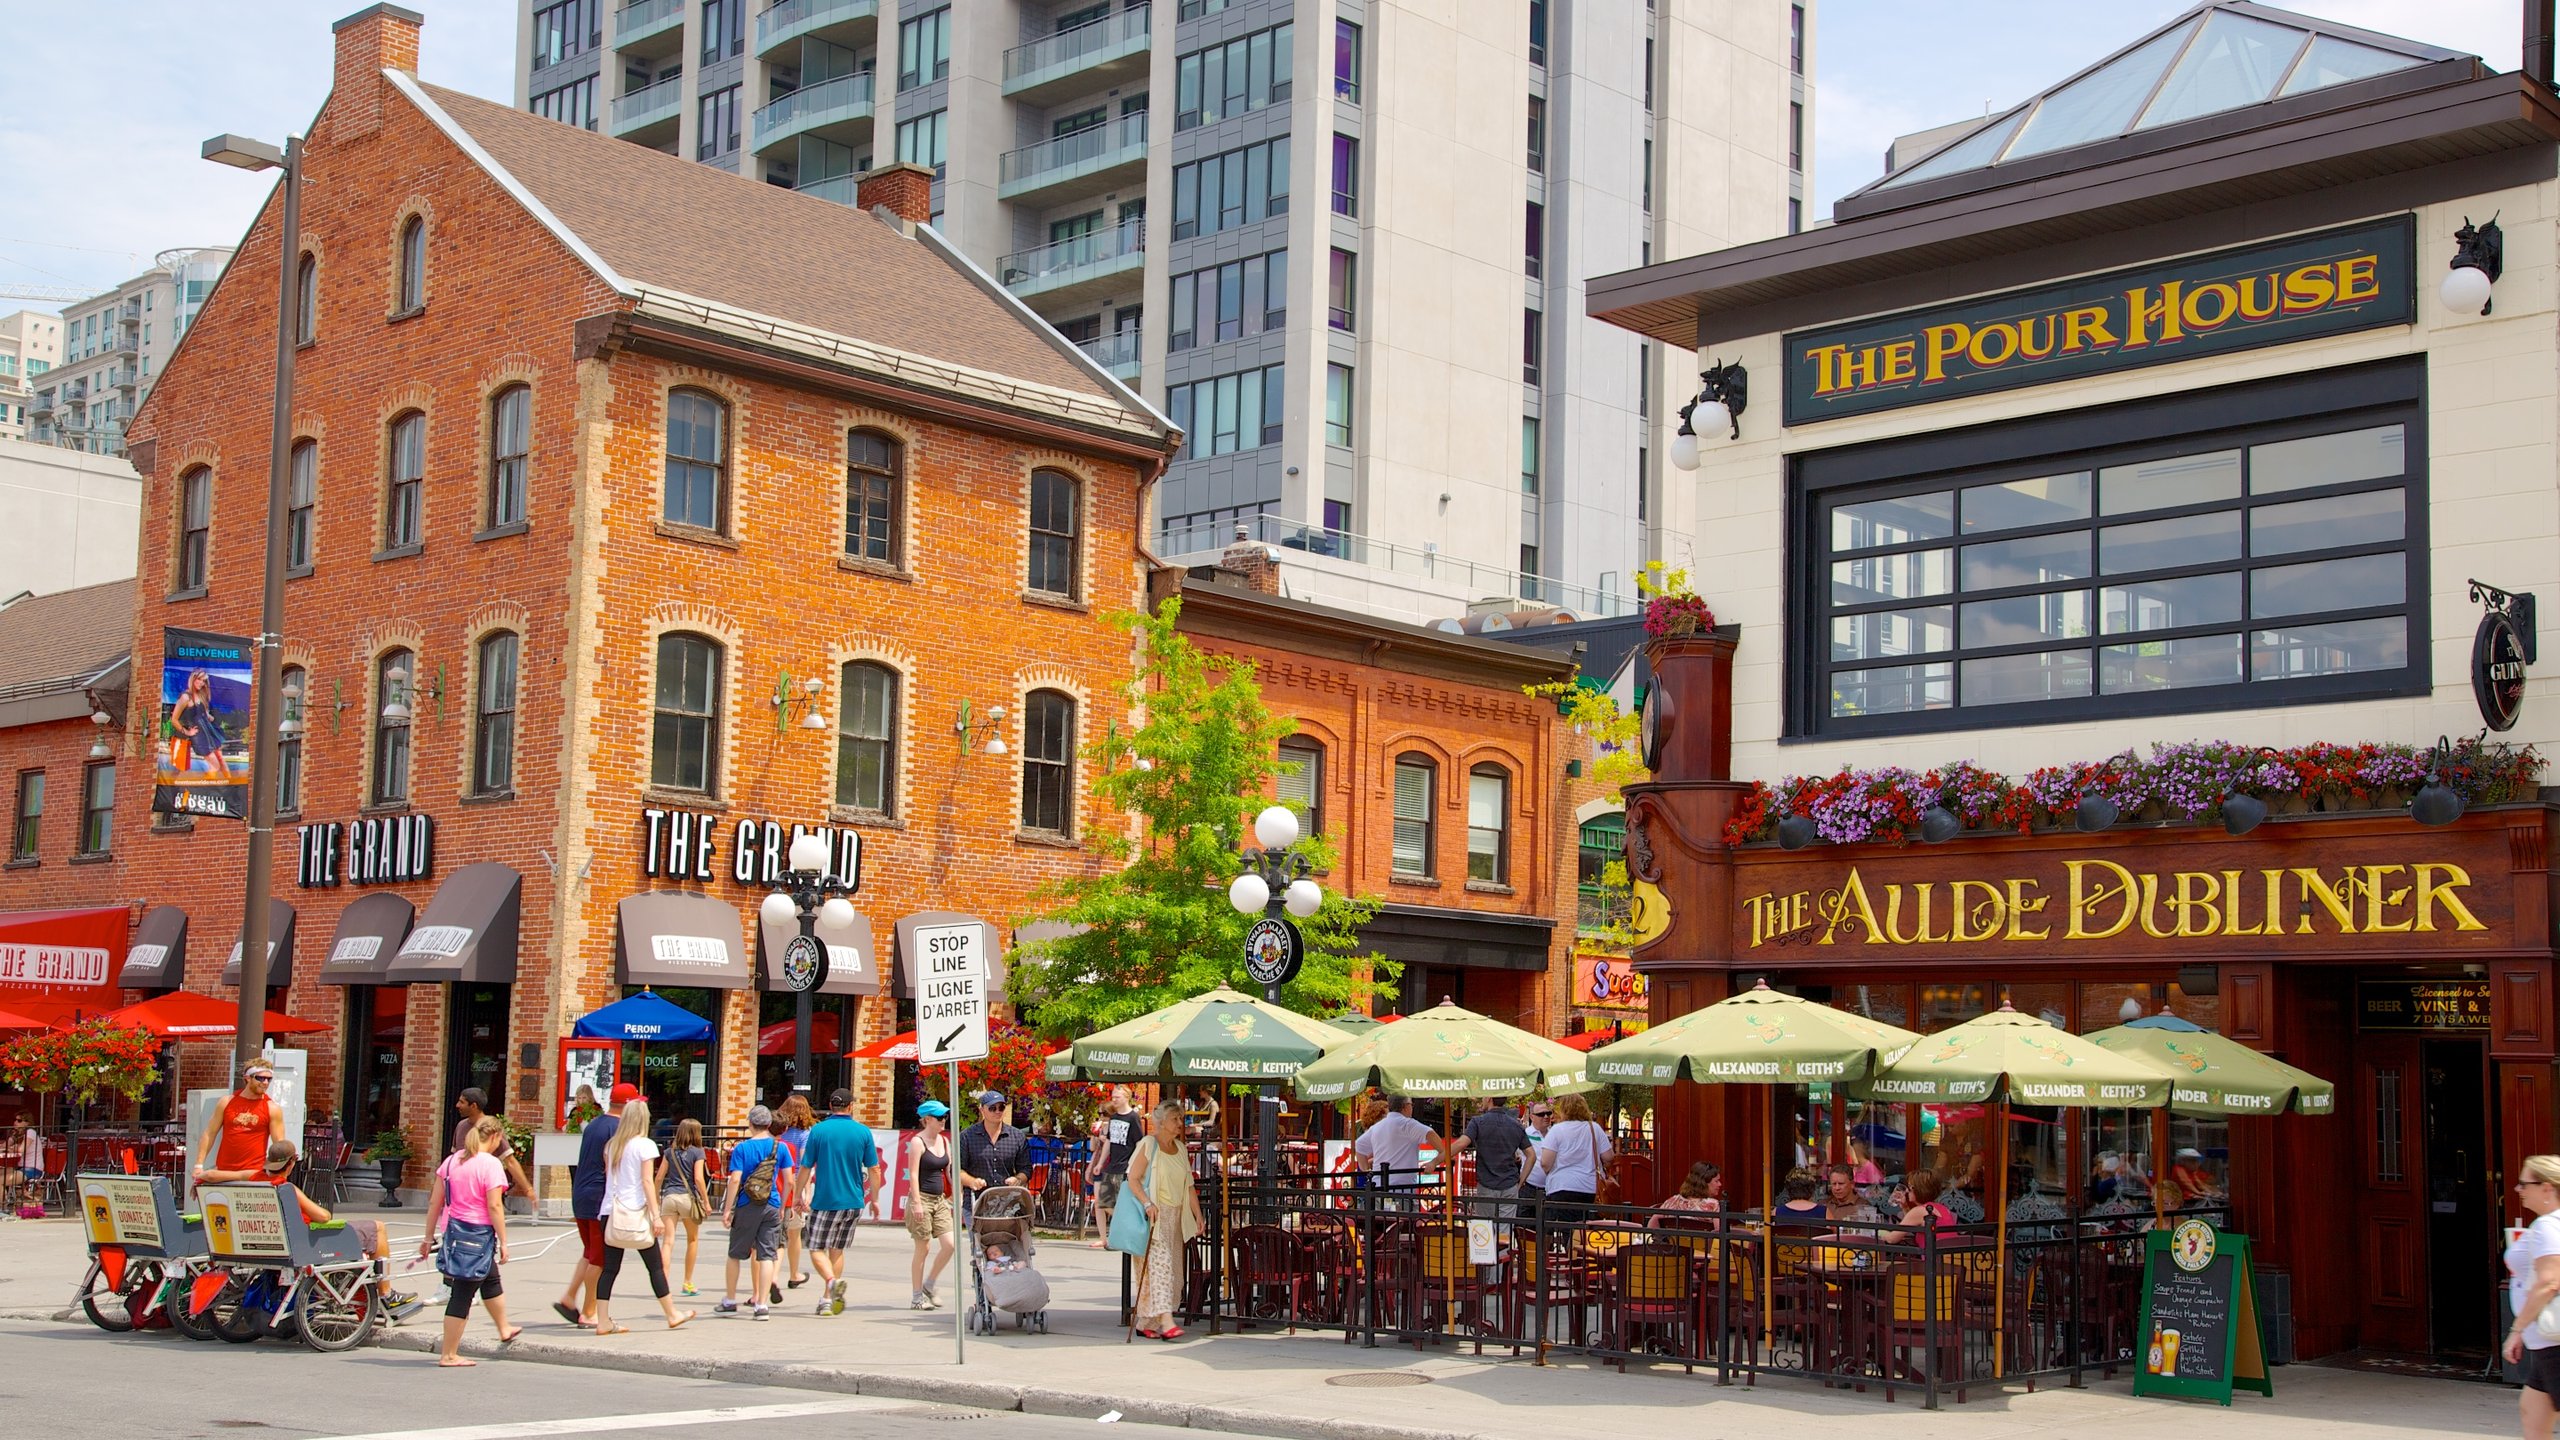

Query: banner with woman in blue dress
[{"left": 152, "top": 627, "right": 255, "bottom": 821}]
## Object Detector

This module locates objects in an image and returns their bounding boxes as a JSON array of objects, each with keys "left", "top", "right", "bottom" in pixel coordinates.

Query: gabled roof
[
  {"left": 1849, "top": 3, "right": 2463, "bottom": 210},
  {"left": 0, "top": 580, "right": 131, "bottom": 710},
  {"left": 391, "top": 75, "right": 1170, "bottom": 445}
]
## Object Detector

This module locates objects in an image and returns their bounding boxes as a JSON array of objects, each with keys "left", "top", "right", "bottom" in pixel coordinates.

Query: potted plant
[
  {"left": 1637, "top": 561, "right": 1715, "bottom": 639},
  {"left": 360, "top": 1127, "right": 413, "bottom": 1207}
]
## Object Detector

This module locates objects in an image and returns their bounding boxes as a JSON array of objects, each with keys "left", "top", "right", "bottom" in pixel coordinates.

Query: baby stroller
[{"left": 966, "top": 1185, "right": 1050, "bottom": 1334}]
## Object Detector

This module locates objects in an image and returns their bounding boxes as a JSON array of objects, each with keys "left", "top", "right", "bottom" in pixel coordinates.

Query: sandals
[
  {"left": 551, "top": 1301, "right": 584, "bottom": 1326},
  {"left": 788, "top": 1274, "right": 811, "bottom": 1288},
  {"left": 438, "top": 1357, "right": 480, "bottom": 1368},
  {"left": 1160, "top": 1326, "right": 1185, "bottom": 1341},
  {"left": 668, "top": 1310, "right": 698, "bottom": 1330},
  {"left": 496, "top": 1327, "right": 525, "bottom": 1344},
  {"left": 594, "top": 1324, "right": 634, "bottom": 1336},
  {"left": 1135, "top": 1328, "right": 1164, "bottom": 1340}
]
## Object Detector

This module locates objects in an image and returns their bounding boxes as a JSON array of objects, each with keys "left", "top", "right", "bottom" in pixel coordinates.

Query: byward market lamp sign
[
  {"left": 777, "top": 933, "right": 827, "bottom": 994},
  {"left": 1782, "top": 217, "right": 2415, "bottom": 424},
  {"left": 1243, "top": 915, "right": 1304, "bottom": 989}
]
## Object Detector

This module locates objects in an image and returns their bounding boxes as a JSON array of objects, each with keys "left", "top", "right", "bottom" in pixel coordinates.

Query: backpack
[{"left": 740, "top": 1144, "right": 778, "bottom": 1204}]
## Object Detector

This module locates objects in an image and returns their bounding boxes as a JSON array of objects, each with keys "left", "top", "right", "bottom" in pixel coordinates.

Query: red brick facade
[{"left": 0, "top": 714, "right": 129, "bottom": 914}]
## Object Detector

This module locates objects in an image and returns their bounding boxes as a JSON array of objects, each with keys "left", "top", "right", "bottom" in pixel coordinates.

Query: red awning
[
  {"left": 758, "top": 1012, "right": 845, "bottom": 1057},
  {"left": 0, "top": 1005, "right": 54, "bottom": 1032},
  {"left": 849, "top": 1028, "right": 918, "bottom": 1061},
  {"left": 1557, "top": 1028, "right": 1622, "bottom": 1052},
  {"left": 0, "top": 905, "right": 127, "bottom": 1020},
  {"left": 101, "top": 990, "right": 330, "bottom": 1040}
]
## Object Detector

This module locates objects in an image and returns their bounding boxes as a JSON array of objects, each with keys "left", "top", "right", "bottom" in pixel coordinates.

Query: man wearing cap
[
  {"left": 194, "top": 1062, "right": 287, "bottom": 1190},
  {"left": 718, "top": 1104, "right": 798, "bottom": 1319},
  {"left": 800, "top": 1087, "right": 883, "bottom": 1316},
  {"left": 956, "top": 1091, "right": 1029, "bottom": 1225},
  {"left": 553, "top": 1081, "right": 637, "bottom": 1327}
]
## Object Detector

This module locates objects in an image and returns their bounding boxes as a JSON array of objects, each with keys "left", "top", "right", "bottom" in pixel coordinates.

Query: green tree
[{"left": 1009, "top": 598, "right": 1393, "bottom": 1035}]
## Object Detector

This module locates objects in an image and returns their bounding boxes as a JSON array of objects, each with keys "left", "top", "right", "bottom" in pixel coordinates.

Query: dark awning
[
  {"left": 757, "top": 906, "right": 880, "bottom": 997},
  {"left": 220, "top": 899, "right": 298, "bottom": 988},
  {"left": 387, "top": 863, "right": 522, "bottom": 984},
  {"left": 121, "top": 906, "right": 186, "bottom": 990},
  {"left": 890, "top": 912, "right": 1005, "bottom": 1002},
  {"left": 316, "top": 893, "right": 416, "bottom": 986},
  {"left": 616, "top": 891, "right": 752, "bottom": 990},
  {"left": 1359, "top": 903, "right": 1556, "bottom": 972}
]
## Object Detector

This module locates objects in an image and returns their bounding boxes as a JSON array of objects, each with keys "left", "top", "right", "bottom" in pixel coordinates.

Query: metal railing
[
  {"left": 617, "top": 0, "right": 685, "bottom": 37},
  {"left": 999, "top": 112, "right": 1148, "bottom": 186},
  {"left": 998, "top": 220, "right": 1145, "bottom": 288},
  {"left": 1157, "top": 511, "right": 1639, "bottom": 617},
  {"left": 795, "top": 172, "right": 863, "bottom": 206},
  {"left": 610, "top": 73, "right": 683, "bottom": 130},
  {"left": 1004, "top": 3, "right": 1149, "bottom": 83},
  {"left": 757, "top": 0, "right": 874, "bottom": 47},
  {"left": 754, "top": 71, "right": 874, "bottom": 142},
  {"left": 1075, "top": 330, "right": 1142, "bottom": 371}
]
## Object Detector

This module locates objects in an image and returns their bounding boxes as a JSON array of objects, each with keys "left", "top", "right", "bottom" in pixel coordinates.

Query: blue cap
[
  {"left": 979, "top": 1090, "right": 1009, "bottom": 1109},
  {"left": 916, "top": 1099, "right": 950, "bottom": 1118}
]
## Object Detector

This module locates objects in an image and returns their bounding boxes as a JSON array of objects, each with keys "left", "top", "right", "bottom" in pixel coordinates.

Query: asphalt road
[{"left": 0, "top": 1316, "right": 1233, "bottom": 1440}]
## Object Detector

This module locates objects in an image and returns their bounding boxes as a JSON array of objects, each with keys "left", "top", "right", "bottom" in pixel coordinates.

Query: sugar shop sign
[
  {"left": 1783, "top": 218, "right": 2414, "bottom": 424},
  {"left": 639, "top": 807, "right": 864, "bottom": 892}
]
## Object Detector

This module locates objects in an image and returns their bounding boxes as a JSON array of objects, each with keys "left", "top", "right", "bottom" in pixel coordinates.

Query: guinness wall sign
[{"left": 2469, "top": 581, "right": 2536, "bottom": 732}]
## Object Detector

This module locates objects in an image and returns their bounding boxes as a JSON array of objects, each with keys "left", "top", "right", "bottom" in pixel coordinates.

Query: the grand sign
[
  {"left": 1740, "top": 836, "right": 2512, "bottom": 959},
  {"left": 1782, "top": 218, "right": 2415, "bottom": 424},
  {"left": 639, "top": 807, "right": 863, "bottom": 891},
  {"left": 298, "top": 815, "right": 436, "bottom": 888}
]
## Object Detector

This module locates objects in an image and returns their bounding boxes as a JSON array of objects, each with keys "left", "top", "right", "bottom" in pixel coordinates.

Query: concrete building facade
[
  {"left": 28, "top": 249, "right": 234, "bottom": 459},
  {"left": 0, "top": 311, "right": 62, "bottom": 443},
  {"left": 513, "top": 0, "right": 1812, "bottom": 626},
  {"left": 0, "top": 438, "right": 143, "bottom": 602}
]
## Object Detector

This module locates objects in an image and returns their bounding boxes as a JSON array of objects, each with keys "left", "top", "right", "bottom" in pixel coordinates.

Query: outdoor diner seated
[
  {"left": 1772, "top": 1169, "right": 1829, "bottom": 1226},
  {"left": 1651, "top": 1161, "right": 1722, "bottom": 1223},
  {"left": 1823, "top": 1164, "right": 1881, "bottom": 1224},
  {"left": 1875, "top": 1169, "right": 1959, "bottom": 1244}
]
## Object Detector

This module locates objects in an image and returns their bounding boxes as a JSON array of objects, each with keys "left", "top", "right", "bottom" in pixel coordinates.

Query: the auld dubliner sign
[{"left": 1782, "top": 218, "right": 2414, "bottom": 424}]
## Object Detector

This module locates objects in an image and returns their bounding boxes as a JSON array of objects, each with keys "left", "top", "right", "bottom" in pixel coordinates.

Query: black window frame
[
  {"left": 1020, "top": 689, "right": 1076, "bottom": 837},
  {"left": 663, "top": 388, "right": 729, "bottom": 534},
  {"left": 294, "top": 251, "right": 317, "bottom": 345},
  {"left": 836, "top": 661, "right": 898, "bottom": 814},
  {"left": 1027, "top": 468, "right": 1081, "bottom": 599},
  {"left": 652, "top": 632, "right": 722, "bottom": 795},
  {"left": 473, "top": 630, "right": 520, "bottom": 797},
  {"left": 384, "top": 410, "right": 425, "bottom": 552},
  {"left": 844, "top": 429, "right": 903, "bottom": 567},
  {"left": 276, "top": 667, "right": 305, "bottom": 815},
  {"left": 77, "top": 761, "right": 112, "bottom": 857},
  {"left": 176, "top": 466, "right": 211, "bottom": 592},
  {"left": 287, "top": 440, "right": 317, "bottom": 573},
  {"left": 396, "top": 215, "right": 426, "bottom": 314},
  {"left": 372, "top": 647, "right": 414, "bottom": 806},
  {"left": 487, "top": 384, "right": 531, "bottom": 530},
  {"left": 11, "top": 769, "right": 42, "bottom": 860},
  {"left": 1788, "top": 359, "right": 2430, "bottom": 741}
]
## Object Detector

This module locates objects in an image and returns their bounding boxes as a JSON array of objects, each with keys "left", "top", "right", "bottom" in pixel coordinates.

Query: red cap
[{"left": 610, "top": 1083, "right": 643, "bottom": 1106}]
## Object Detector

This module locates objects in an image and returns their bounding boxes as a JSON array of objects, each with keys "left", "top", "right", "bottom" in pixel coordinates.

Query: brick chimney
[
  {"left": 332, "top": 4, "right": 424, "bottom": 142},
  {"left": 857, "top": 163, "right": 936, "bottom": 226},
  {"left": 1217, "top": 524, "right": 1283, "bottom": 595}
]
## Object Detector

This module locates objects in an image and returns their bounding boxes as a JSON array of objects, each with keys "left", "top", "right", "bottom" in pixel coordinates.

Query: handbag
[
  {"left": 606, "top": 1200, "right": 653, "bottom": 1249},
  {"left": 439, "top": 1217, "right": 496, "bottom": 1281},
  {"left": 1106, "top": 1179, "right": 1151, "bottom": 1257}
]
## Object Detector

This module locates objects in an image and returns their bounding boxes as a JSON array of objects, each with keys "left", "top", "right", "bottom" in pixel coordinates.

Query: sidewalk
[{"left": 0, "top": 1212, "right": 2512, "bottom": 1440}]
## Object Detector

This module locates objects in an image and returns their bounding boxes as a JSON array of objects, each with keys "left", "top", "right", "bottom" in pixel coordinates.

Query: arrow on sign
[{"left": 935, "top": 1024, "right": 966, "bottom": 1054}]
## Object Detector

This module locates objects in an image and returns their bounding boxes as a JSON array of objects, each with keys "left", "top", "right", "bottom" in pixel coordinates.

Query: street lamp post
[
  {"left": 1228, "top": 804, "right": 1323, "bottom": 1181},
  {"left": 201, "top": 133, "right": 301, "bottom": 1071},
  {"left": 761, "top": 832, "right": 857, "bottom": 1102}
]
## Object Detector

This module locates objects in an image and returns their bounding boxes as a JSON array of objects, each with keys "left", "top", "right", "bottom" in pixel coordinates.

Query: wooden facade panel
[{"left": 2495, "top": 960, "right": 2555, "bottom": 1058}]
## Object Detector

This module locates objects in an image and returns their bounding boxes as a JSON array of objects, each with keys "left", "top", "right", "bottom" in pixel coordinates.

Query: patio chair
[
  {"left": 1229, "top": 1223, "right": 1304, "bottom": 1328},
  {"left": 1601, "top": 1241, "right": 1700, "bottom": 1372},
  {"left": 1854, "top": 1256, "right": 1970, "bottom": 1404},
  {"left": 1503, "top": 1229, "right": 1595, "bottom": 1353},
  {"left": 1412, "top": 1222, "right": 1491, "bottom": 1353}
]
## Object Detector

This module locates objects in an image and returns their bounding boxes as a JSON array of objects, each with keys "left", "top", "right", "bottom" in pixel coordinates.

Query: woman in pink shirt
[{"left": 418, "top": 1115, "right": 519, "bottom": 1365}]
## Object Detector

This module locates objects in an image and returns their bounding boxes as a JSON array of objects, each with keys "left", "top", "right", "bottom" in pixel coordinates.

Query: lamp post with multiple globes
[{"left": 1227, "top": 804, "right": 1323, "bottom": 1181}]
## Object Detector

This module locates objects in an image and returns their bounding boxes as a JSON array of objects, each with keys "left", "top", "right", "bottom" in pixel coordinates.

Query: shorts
[
  {"left": 726, "top": 1200, "right": 781, "bottom": 1262},
  {"left": 806, "top": 1209, "right": 861, "bottom": 1252},
  {"left": 784, "top": 1208, "right": 806, "bottom": 1235},
  {"left": 574, "top": 1217, "right": 606, "bottom": 1267},
  {"left": 904, "top": 1191, "right": 953, "bottom": 1242},
  {"left": 661, "top": 1191, "right": 699, "bottom": 1223},
  {"left": 2527, "top": 1342, "right": 2560, "bottom": 1397}
]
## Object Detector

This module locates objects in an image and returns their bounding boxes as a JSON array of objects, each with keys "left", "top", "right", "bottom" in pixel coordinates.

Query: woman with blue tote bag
[
  {"left": 419, "top": 1115, "right": 521, "bottom": 1366},
  {"left": 1120, "top": 1102, "right": 1202, "bottom": 1342}
]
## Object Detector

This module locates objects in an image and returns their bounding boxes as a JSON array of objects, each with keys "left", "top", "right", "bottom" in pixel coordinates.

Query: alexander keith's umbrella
[
  {"left": 1291, "top": 1000, "right": 1588, "bottom": 1102},
  {"left": 2083, "top": 1012, "right": 2336, "bottom": 1116},
  {"left": 1069, "top": 986, "right": 1353, "bottom": 1081}
]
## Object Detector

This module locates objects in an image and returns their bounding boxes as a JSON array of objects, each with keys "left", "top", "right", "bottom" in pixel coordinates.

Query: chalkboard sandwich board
[{"left": 2132, "top": 1218, "right": 2274, "bottom": 1405}]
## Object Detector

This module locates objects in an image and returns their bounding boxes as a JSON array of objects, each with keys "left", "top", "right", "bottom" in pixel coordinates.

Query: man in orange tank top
[{"left": 194, "top": 1063, "right": 286, "bottom": 1186}]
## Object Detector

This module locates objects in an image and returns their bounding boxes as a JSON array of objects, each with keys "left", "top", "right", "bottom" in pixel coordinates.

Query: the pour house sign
[{"left": 1783, "top": 218, "right": 2414, "bottom": 424}]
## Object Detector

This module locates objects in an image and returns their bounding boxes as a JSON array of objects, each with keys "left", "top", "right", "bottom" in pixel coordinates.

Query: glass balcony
[
  {"left": 756, "top": 0, "right": 878, "bottom": 57},
  {"left": 998, "top": 220, "right": 1145, "bottom": 301},
  {"left": 1155, "top": 511, "right": 1640, "bottom": 618},
  {"left": 1004, "top": 5, "right": 1151, "bottom": 104},
  {"left": 795, "top": 172, "right": 863, "bottom": 206},
  {"left": 610, "top": 73, "right": 683, "bottom": 137},
  {"left": 752, "top": 71, "right": 875, "bottom": 153},
  {"left": 998, "top": 113, "right": 1148, "bottom": 202},
  {"left": 1074, "top": 329, "right": 1142, "bottom": 380},
  {"left": 614, "top": 0, "right": 686, "bottom": 51}
]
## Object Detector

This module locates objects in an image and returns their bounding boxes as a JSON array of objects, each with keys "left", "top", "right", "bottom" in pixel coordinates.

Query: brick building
[
  {"left": 1160, "top": 546, "right": 1583, "bottom": 1032},
  {"left": 78, "top": 5, "right": 1175, "bottom": 1182}
]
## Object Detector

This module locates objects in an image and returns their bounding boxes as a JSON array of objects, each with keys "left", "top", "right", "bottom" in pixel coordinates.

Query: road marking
[{"left": 317, "top": 1399, "right": 892, "bottom": 1440}]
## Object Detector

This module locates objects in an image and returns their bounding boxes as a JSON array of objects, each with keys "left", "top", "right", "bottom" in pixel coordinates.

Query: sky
[{"left": 0, "top": 1, "right": 2532, "bottom": 307}]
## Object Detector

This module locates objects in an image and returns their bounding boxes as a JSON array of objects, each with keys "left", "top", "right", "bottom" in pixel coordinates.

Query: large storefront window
[
  {"left": 626, "top": 985, "right": 720, "bottom": 1129},
  {"left": 757, "top": 991, "right": 854, "bottom": 1106},
  {"left": 1794, "top": 362, "right": 2424, "bottom": 737},
  {"left": 345, "top": 985, "right": 409, "bottom": 1147},
  {"left": 444, "top": 984, "right": 511, "bottom": 1121}
]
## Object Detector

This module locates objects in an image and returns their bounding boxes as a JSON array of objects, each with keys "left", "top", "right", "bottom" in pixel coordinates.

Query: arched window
[
  {"left": 175, "top": 466, "right": 211, "bottom": 592},
  {"left": 287, "top": 441, "right": 316, "bottom": 573},
  {"left": 396, "top": 215, "right": 426, "bottom": 312},
  {"left": 294, "top": 252, "right": 317, "bottom": 345},
  {"left": 1027, "top": 468, "right": 1079, "bottom": 598},
  {"left": 836, "top": 661, "right": 899, "bottom": 813},
  {"left": 1391, "top": 753, "right": 1436, "bottom": 877},
  {"left": 276, "top": 665, "right": 306, "bottom": 814},
  {"left": 372, "top": 648, "right": 414, "bottom": 806},
  {"left": 664, "top": 389, "right": 728, "bottom": 532},
  {"left": 473, "top": 631, "right": 520, "bottom": 796},
  {"left": 1277, "top": 736, "right": 1324, "bottom": 837},
  {"left": 487, "top": 384, "right": 531, "bottom": 529},
  {"left": 844, "top": 430, "right": 903, "bottom": 566},
  {"left": 1466, "top": 764, "right": 1510, "bottom": 884},
  {"left": 384, "top": 411, "right": 424, "bottom": 550},
  {"left": 1020, "top": 689, "right": 1076, "bottom": 836},
  {"left": 651, "top": 632, "right": 722, "bottom": 793}
]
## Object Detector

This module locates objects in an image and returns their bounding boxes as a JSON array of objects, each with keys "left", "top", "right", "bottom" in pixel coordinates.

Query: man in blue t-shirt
[
  {"left": 553, "top": 1082, "right": 633, "bottom": 1327},
  {"left": 799, "top": 1087, "right": 884, "bottom": 1316},
  {"left": 719, "top": 1104, "right": 799, "bottom": 1319}
]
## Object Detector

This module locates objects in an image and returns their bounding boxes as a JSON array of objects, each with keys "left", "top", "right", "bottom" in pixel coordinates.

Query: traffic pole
[{"left": 952, "top": 1057, "right": 964, "bottom": 1364}]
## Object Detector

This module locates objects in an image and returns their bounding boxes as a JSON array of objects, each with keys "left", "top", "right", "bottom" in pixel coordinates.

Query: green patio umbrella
[
  {"left": 1845, "top": 1004, "right": 2177, "bottom": 1107},
  {"left": 1068, "top": 985, "right": 1353, "bottom": 1081},
  {"left": 1044, "top": 1047, "right": 1078, "bottom": 1083},
  {"left": 1583, "top": 978, "right": 1921, "bottom": 1085},
  {"left": 1291, "top": 1000, "right": 1588, "bottom": 1101},
  {"left": 2082, "top": 1012, "right": 2336, "bottom": 1116},
  {"left": 1327, "top": 1011, "right": 1389, "bottom": 1032}
]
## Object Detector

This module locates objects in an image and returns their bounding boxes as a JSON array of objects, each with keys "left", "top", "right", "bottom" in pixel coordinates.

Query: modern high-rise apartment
[
  {"left": 0, "top": 312, "right": 63, "bottom": 443},
  {"left": 28, "top": 248, "right": 235, "bottom": 459},
  {"left": 516, "top": 0, "right": 1808, "bottom": 622}
]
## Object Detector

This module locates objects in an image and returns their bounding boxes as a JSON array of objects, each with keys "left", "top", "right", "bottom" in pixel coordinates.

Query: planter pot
[
  {"left": 2378, "top": 783, "right": 2412, "bottom": 810},
  {"left": 375, "top": 1158, "right": 406, "bottom": 1206},
  {"left": 2273, "top": 793, "right": 2311, "bottom": 816}
]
